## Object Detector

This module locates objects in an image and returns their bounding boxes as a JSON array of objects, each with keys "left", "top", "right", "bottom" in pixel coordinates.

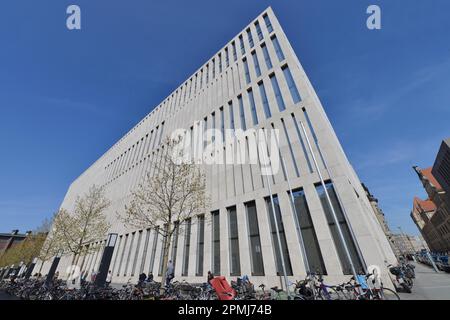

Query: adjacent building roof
[
  {"left": 420, "top": 167, "right": 443, "bottom": 190},
  {"left": 413, "top": 196, "right": 437, "bottom": 213}
]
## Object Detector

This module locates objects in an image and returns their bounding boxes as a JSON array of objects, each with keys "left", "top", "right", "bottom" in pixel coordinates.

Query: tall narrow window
[
  {"left": 158, "top": 229, "right": 167, "bottom": 276},
  {"left": 246, "top": 201, "right": 264, "bottom": 276},
  {"left": 252, "top": 51, "right": 261, "bottom": 77},
  {"left": 225, "top": 48, "right": 229, "bottom": 67},
  {"left": 117, "top": 234, "right": 129, "bottom": 276},
  {"left": 291, "top": 113, "right": 313, "bottom": 173},
  {"left": 139, "top": 229, "right": 151, "bottom": 274},
  {"left": 212, "top": 58, "right": 216, "bottom": 79},
  {"left": 239, "top": 35, "right": 245, "bottom": 55},
  {"left": 203, "top": 117, "right": 208, "bottom": 149},
  {"left": 261, "top": 43, "right": 273, "bottom": 70},
  {"left": 228, "top": 206, "right": 241, "bottom": 276},
  {"left": 211, "top": 112, "right": 216, "bottom": 143},
  {"left": 220, "top": 107, "right": 225, "bottom": 143},
  {"left": 281, "top": 118, "right": 300, "bottom": 177},
  {"left": 148, "top": 228, "right": 159, "bottom": 275},
  {"left": 269, "top": 73, "right": 285, "bottom": 111},
  {"left": 315, "top": 181, "right": 364, "bottom": 275},
  {"left": 158, "top": 121, "right": 165, "bottom": 145},
  {"left": 218, "top": 53, "right": 222, "bottom": 73},
  {"left": 170, "top": 222, "right": 180, "bottom": 269},
  {"left": 196, "top": 215, "right": 205, "bottom": 276},
  {"left": 211, "top": 210, "right": 220, "bottom": 275},
  {"left": 271, "top": 35, "right": 285, "bottom": 62},
  {"left": 229, "top": 101, "right": 235, "bottom": 131},
  {"left": 131, "top": 230, "right": 143, "bottom": 276},
  {"left": 282, "top": 65, "right": 301, "bottom": 103},
  {"left": 290, "top": 188, "right": 327, "bottom": 274},
  {"left": 182, "top": 219, "right": 191, "bottom": 276},
  {"left": 265, "top": 195, "right": 293, "bottom": 276},
  {"left": 263, "top": 13, "right": 273, "bottom": 33},
  {"left": 238, "top": 95, "right": 247, "bottom": 130},
  {"left": 243, "top": 58, "right": 251, "bottom": 84},
  {"left": 232, "top": 41, "right": 237, "bottom": 61},
  {"left": 258, "top": 81, "right": 271, "bottom": 119},
  {"left": 247, "top": 28, "right": 254, "bottom": 48},
  {"left": 206, "top": 64, "right": 209, "bottom": 83},
  {"left": 255, "top": 21, "right": 263, "bottom": 40},
  {"left": 247, "top": 88, "right": 258, "bottom": 125}
]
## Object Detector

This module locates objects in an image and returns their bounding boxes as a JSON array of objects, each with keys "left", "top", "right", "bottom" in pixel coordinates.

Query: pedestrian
[
  {"left": 54, "top": 271, "right": 59, "bottom": 280},
  {"left": 166, "top": 260, "right": 174, "bottom": 286},
  {"left": 138, "top": 272, "right": 147, "bottom": 287},
  {"left": 90, "top": 269, "right": 97, "bottom": 283},
  {"left": 146, "top": 272, "right": 154, "bottom": 283},
  {"left": 106, "top": 270, "right": 112, "bottom": 287},
  {"left": 207, "top": 271, "right": 214, "bottom": 283}
]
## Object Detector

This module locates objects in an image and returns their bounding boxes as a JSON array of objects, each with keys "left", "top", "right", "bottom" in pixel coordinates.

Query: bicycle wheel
[
  {"left": 317, "top": 287, "right": 341, "bottom": 300},
  {"left": 380, "top": 288, "right": 400, "bottom": 300}
]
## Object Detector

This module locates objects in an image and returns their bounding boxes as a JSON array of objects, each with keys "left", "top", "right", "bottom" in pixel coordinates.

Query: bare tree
[
  {"left": 52, "top": 185, "right": 111, "bottom": 277},
  {"left": 119, "top": 137, "right": 208, "bottom": 291}
]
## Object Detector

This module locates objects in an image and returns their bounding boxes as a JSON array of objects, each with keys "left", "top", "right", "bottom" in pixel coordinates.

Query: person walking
[
  {"left": 166, "top": 260, "right": 174, "bottom": 286},
  {"left": 106, "top": 270, "right": 112, "bottom": 287}
]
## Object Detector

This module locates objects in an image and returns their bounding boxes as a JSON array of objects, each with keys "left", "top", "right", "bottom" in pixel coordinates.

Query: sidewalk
[{"left": 399, "top": 262, "right": 450, "bottom": 300}]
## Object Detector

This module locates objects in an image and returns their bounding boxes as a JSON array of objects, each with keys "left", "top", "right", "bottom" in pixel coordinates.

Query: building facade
[
  {"left": 0, "top": 230, "right": 30, "bottom": 257},
  {"left": 412, "top": 165, "right": 450, "bottom": 253},
  {"left": 40, "top": 8, "right": 397, "bottom": 287}
]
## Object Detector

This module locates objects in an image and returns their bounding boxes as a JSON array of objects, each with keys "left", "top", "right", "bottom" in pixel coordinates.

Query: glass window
[
  {"left": 269, "top": 74, "right": 285, "bottom": 111},
  {"left": 148, "top": 228, "right": 159, "bottom": 274},
  {"left": 220, "top": 107, "right": 225, "bottom": 142},
  {"left": 246, "top": 201, "right": 264, "bottom": 276},
  {"left": 252, "top": 51, "right": 261, "bottom": 77},
  {"left": 239, "top": 35, "right": 245, "bottom": 55},
  {"left": 282, "top": 65, "right": 301, "bottom": 103},
  {"left": 158, "top": 231, "right": 167, "bottom": 276},
  {"left": 203, "top": 117, "right": 208, "bottom": 149},
  {"left": 212, "top": 58, "right": 216, "bottom": 79},
  {"left": 171, "top": 222, "right": 180, "bottom": 268},
  {"left": 271, "top": 35, "right": 285, "bottom": 62},
  {"left": 290, "top": 189, "right": 327, "bottom": 274},
  {"left": 247, "top": 28, "right": 254, "bottom": 48},
  {"left": 255, "top": 21, "right": 263, "bottom": 41},
  {"left": 131, "top": 230, "right": 142, "bottom": 276},
  {"left": 261, "top": 43, "right": 272, "bottom": 70},
  {"left": 263, "top": 14, "right": 273, "bottom": 33},
  {"left": 218, "top": 53, "right": 222, "bottom": 73},
  {"left": 243, "top": 58, "right": 251, "bottom": 84},
  {"left": 228, "top": 206, "right": 241, "bottom": 276},
  {"left": 258, "top": 81, "right": 271, "bottom": 118},
  {"left": 238, "top": 95, "right": 247, "bottom": 130},
  {"left": 139, "top": 229, "right": 151, "bottom": 274},
  {"left": 206, "top": 64, "right": 209, "bottom": 83},
  {"left": 229, "top": 101, "right": 235, "bottom": 131},
  {"left": 211, "top": 112, "right": 215, "bottom": 143},
  {"left": 232, "top": 41, "right": 237, "bottom": 61},
  {"left": 265, "top": 196, "right": 293, "bottom": 276},
  {"left": 225, "top": 48, "right": 229, "bottom": 67},
  {"left": 182, "top": 219, "right": 191, "bottom": 276},
  {"left": 196, "top": 215, "right": 205, "bottom": 276},
  {"left": 212, "top": 211, "right": 220, "bottom": 275},
  {"left": 315, "top": 181, "right": 364, "bottom": 275},
  {"left": 247, "top": 88, "right": 258, "bottom": 125}
]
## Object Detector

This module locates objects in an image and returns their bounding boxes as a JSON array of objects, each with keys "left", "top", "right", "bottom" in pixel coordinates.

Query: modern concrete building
[{"left": 40, "top": 8, "right": 397, "bottom": 288}]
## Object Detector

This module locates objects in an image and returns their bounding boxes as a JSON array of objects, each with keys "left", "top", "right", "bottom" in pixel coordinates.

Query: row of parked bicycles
[{"left": 1, "top": 263, "right": 415, "bottom": 300}]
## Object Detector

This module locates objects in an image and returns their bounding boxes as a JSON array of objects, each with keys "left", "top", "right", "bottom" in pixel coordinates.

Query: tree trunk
[{"left": 159, "top": 232, "right": 172, "bottom": 295}]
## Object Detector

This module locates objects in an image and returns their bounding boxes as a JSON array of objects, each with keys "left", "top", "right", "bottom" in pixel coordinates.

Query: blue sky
[{"left": 0, "top": 0, "right": 449, "bottom": 235}]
